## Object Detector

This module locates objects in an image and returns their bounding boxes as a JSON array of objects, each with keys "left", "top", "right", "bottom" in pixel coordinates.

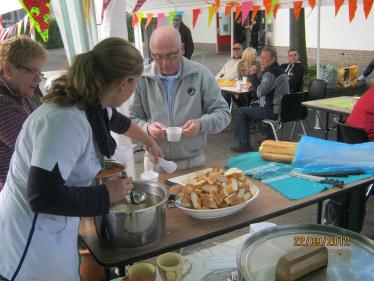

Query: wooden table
[
  {"left": 79, "top": 162, "right": 374, "bottom": 280},
  {"left": 302, "top": 96, "right": 357, "bottom": 139}
]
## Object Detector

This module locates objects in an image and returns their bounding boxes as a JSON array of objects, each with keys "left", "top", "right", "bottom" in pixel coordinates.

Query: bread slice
[{"left": 191, "top": 192, "right": 202, "bottom": 209}]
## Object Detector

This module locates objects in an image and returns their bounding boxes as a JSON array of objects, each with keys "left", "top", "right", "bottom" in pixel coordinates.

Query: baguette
[
  {"left": 260, "top": 152, "right": 294, "bottom": 163},
  {"left": 259, "top": 140, "right": 297, "bottom": 156}
]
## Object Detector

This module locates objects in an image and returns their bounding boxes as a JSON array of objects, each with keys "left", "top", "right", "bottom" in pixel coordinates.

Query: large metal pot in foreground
[
  {"left": 95, "top": 181, "right": 168, "bottom": 248},
  {"left": 237, "top": 224, "right": 374, "bottom": 281}
]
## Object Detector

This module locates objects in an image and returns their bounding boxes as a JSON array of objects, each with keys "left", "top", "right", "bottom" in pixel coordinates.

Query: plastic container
[{"left": 165, "top": 127, "right": 182, "bottom": 142}]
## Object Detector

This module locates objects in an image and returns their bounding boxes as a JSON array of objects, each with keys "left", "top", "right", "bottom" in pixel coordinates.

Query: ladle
[{"left": 124, "top": 191, "right": 148, "bottom": 205}]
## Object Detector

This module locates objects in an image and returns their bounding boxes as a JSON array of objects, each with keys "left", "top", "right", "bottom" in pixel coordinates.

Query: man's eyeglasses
[
  {"left": 151, "top": 49, "right": 180, "bottom": 62},
  {"left": 17, "top": 64, "right": 45, "bottom": 79}
]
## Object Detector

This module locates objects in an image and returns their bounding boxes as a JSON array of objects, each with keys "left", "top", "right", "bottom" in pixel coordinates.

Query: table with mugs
[{"left": 79, "top": 160, "right": 374, "bottom": 281}]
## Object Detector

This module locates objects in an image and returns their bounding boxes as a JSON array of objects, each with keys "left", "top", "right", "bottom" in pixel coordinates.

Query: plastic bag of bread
[
  {"left": 168, "top": 168, "right": 255, "bottom": 210},
  {"left": 259, "top": 140, "right": 298, "bottom": 163}
]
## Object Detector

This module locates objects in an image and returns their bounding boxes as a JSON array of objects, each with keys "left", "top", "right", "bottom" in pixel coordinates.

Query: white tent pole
[
  {"left": 313, "top": 0, "right": 322, "bottom": 130},
  {"left": 134, "top": 24, "right": 144, "bottom": 57}
]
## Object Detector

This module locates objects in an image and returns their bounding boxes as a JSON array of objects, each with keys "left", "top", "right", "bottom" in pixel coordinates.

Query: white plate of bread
[{"left": 169, "top": 167, "right": 259, "bottom": 219}]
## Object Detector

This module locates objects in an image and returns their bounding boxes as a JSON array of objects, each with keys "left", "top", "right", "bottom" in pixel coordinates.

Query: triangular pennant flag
[
  {"left": 137, "top": 12, "right": 144, "bottom": 25},
  {"left": 157, "top": 13, "right": 165, "bottom": 28},
  {"left": 235, "top": 4, "right": 242, "bottom": 21},
  {"left": 145, "top": 13, "right": 153, "bottom": 29},
  {"left": 264, "top": 0, "right": 272, "bottom": 14},
  {"left": 131, "top": 13, "right": 138, "bottom": 27},
  {"left": 225, "top": 2, "right": 235, "bottom": 16},
  {"left": 99, "top": 0, "right": 111, "bottom": 25},
  {"left": 349, "top": 0, "right": 357, "bottom": 22},
  {"left": 208, "top": 5, "right": 216, "bottom": 27},
  {"left": 18, "top": 0, "right": 51, "bottom": 42},
  {"left": 309, "top": 0, "right": 316, "bottom": 10},
  {"left": 273, "top": 3, "right": 280, "bottom": 18},
  {"left": 252, "top": 5, "right": 261, "bottom": 22},
  {"left": 293, "top": 1, "right": 303, "bottom": 20},
  {"left": 82, "top": 0, "right": 91, "bottom": 26},
  {"left": 242, "top": 1, "right": 253, "bottom": 25},
  {"left": 215, "top": 0, "right": 221, "bottom": 8},
  {"left": 334, "top": 0, "right": 345, "bottom": 16},
  {"left": 176, "top": 11, "right": 184, "bottom": 16},
  {"left": 192, "top": 9, "right": 201, "bottom": 29},
  {"left": 132, "top": 0, "right": 146, "bottom": 14},
  {"left": 363, "top": 0, "right": 373, "bottom": 18},
  {"left": 168, "top": 11, "right": 176, "bottom": 25}
]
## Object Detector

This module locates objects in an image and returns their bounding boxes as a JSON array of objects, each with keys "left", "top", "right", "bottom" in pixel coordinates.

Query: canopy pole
[{"left": 316, "top": 0, "right": 321, "bottom": 79}]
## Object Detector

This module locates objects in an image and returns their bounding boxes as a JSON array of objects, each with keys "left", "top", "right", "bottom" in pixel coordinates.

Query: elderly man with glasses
[
  {"left": 216, "top": 43, "right": 243, "bottom": 80},
  {"left": 130, "top": 26, "right": 230, "bottom": 170}
]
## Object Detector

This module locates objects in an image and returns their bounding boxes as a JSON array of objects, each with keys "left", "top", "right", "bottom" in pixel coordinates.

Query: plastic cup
[
  {"left": 165, "top": 127, "right": 182, "bottom": 142},
  {"left": 140, "top": 171, "right": 159, "bottom": 182},
  {"left": 243, "top": 77, "right": 248, "bottom": 83},
  {"left": 236, "top": 80, "right": 242, "bottom": 91}
]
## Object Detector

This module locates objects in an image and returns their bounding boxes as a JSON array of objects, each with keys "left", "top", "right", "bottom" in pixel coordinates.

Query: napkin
[{"left": 158, "top": 158, "right": 177, "bottom": 173}]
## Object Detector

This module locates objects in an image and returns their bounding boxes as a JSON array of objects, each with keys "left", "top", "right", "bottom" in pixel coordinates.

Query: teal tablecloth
[{"left": 226, "top": 152, "right": 371, "bottom": 200}]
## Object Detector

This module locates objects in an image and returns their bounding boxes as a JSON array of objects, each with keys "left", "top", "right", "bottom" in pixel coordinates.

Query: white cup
[
  {"left": 243, "top": 77, "right": 248, "bottom": 83},
  {"left": 165, "top": 127, "right": 182, "bottom": 142},
  {"left": 140, "top": 171, "right": 159, "bottom": 182},
  {"left": 236, "top": 80, "right": 242, "bottom": 91}
]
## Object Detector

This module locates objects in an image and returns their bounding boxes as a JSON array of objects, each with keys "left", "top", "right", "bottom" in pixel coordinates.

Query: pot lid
[{"left": 237, "top": 224, "right": 374, "bottom": 281}]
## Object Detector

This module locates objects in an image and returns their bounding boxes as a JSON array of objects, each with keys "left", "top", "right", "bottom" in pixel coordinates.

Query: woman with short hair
[
  {"left": 0, "top": 35, "right": 47, "bottom": 190},
  {"left": 0, "top": 37, "right": 163, "bottom": 281}
]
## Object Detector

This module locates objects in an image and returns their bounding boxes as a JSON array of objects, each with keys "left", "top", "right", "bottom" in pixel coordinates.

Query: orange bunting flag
[
  {"left": 208, "top": 5, "right": 216, "bottom": 27},
  {"left": 157, "top": 13, "right": 165, "bottom": 28},
  {"left": 273, "top": 3, "right": 280, "bottom": 18},
  {"left": 215, "top": 0, "right": 221, "bottom": 8},
  {"left": 192, "top": 9, "right": 201, "bottom": 29},
  {"left": 242, "top": 1, "right": 253, "bottom": 25},
  {"left": 309, "top": 0, "right": 316, "bottom": 10},
  {"left": 293, "top": 1, "right": 303, "bottom": 20},
  {"left": 145, "top": 13, "right": 153, "bottom": 29},
  {"left": 235, "top": 4, "right": 242, "bottom": 21},
  {"left": 225, "top": 2, "right": 234, "bottom": 16},
  {"left": 334, "top": 0, "right": 345, "bottom": 16},
  {"left": 264, "top": 0, "right": 272, "bottom": 14},
  {"left": 252, "top": 5, "right": 261, "bottom": 22},
  {"left": 349, "top": 0, "right": 357, "bottom": 22},
  {"left": 363, "top": 0, "right": 373, "bottom": 18},
  {"left": 131, "top": 13, "right": 138, "bottom": 28}
]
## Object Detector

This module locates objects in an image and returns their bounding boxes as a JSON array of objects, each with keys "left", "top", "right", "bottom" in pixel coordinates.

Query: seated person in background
[
  {"left": 346, "top": 85, "right": 374, "bottom": 141},
  {"left": 130, "top": 26, "right": 230, "bottom": 170},
  {"left": 231, "top": 46, "right": 289, "bottom": 152},
  {"left": 280, "top": 49, "right": 305, "bottom": 93},
  {"left": 0, "top": 35, "right": 47, "bottom": 191},
  {"left": 237, "top": 47, "right": 260, "bottom": 80},
  {"left": 358, "top": 58, "right": 374, "bottom": 81},
  {"left": 216, "top": 43, "right": 242, "bottom": 80}
]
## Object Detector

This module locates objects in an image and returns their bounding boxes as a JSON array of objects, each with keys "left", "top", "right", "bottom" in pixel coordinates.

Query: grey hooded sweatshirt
[{"left": 130, "top": 58, "right": 230, "bottom": 163}]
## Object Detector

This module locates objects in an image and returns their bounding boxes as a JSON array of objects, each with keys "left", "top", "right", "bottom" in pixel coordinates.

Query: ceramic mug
[
  {"left": 156, "top": 252, "right": 192, "bottom": 281},
  {"left": 125, "top": 262, "right": 156, "bottom": 281}
]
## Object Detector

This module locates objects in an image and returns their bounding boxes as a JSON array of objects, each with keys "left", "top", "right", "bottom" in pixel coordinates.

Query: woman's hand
[{"left": 105, "top": 177, "right": 134, "bottom": 203}]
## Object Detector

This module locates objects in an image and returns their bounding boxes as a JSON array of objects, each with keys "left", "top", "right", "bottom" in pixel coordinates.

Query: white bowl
[{"left": 178, "top": 185, "right": 260, "bottom": 220}]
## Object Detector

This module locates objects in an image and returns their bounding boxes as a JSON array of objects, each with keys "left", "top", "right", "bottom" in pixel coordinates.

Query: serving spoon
[{"left": 120, "top": 170, "right": 148, "bottom": 205}]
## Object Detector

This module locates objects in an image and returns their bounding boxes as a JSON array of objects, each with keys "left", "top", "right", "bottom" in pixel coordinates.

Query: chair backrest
[
  {"left": 279, "top": 92, "right": 308, "bottom": 123},
  {"left": 307, "top": 78, "right": 327, "bottom": 100},
  {"left": 335, "top": 120, "right": 368, "bottom": 144}
]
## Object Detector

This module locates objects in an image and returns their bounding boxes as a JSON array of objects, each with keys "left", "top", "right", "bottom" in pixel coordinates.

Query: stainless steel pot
[{"left": 94, "top": 181, "right": 168, "bottom": 248}]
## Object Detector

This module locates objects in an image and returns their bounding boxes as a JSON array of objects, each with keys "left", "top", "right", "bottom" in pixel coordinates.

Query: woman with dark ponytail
[{"left": 0, "top": 37, "right": 163, "bottom": 281}]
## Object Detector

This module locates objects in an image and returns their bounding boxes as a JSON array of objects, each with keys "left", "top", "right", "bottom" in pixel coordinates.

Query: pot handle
[{"left": 167, "top": 194, "right": 180, "bottom": 208}]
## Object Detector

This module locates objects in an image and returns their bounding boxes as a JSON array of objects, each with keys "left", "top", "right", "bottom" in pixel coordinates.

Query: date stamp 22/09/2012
[{"left": 293, "top": 235, "right": 351, "bottom": 247}]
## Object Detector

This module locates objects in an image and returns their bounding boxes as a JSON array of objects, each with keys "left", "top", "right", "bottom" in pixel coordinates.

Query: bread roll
[
  {"left": 260, "top": 152, "right": 293, "bottom": 163},
  {"left": 169, "top": 184, "right": 183, "bottom": 195},
  {"left": 259, "top": 140, "right": 297, "bottom": 156}
]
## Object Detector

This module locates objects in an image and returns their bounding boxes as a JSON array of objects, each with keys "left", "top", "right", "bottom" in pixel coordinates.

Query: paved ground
[{"left": 44, "top": 48, "right": 374, "bottom": 242}]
